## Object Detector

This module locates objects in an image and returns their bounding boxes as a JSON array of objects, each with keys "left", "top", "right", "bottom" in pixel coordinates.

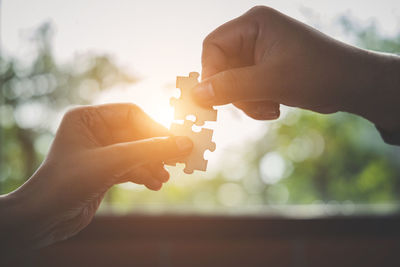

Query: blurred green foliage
[
  {"left": 104, "top": 16, "right": 400, "bottom": 213},
  {"left": 0, "top": 23, "right": 135, "bottom": 193},
  {"left": 1, "top": 18, "right": 400, "bottom": 214}
]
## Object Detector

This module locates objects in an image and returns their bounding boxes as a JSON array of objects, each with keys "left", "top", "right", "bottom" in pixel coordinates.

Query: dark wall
[{"left": 6, "top": 214, "right": 400, "bottom": 267}]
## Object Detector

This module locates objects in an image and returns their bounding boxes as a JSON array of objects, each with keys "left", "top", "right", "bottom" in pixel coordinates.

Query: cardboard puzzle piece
[
  {"left": 166, "top": 120, "right": 216, "bottom": 174},
  {"left": 170, "top": 72, "right": 217, "bottom": 126}
]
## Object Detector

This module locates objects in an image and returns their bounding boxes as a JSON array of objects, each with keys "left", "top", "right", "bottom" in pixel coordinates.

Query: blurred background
[{"left": 1, "top": 0, "right": 400, "bottom": 217}]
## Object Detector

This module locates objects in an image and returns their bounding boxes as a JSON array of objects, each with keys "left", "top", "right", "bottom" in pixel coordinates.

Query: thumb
[
  {"left": 94, "top": 136, "right": 193, "bottom": 174},
  {"left": 192, "top": 66, "right": 279, "bottom": 106}
]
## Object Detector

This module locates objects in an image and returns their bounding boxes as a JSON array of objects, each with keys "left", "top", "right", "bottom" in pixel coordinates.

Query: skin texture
[
  {"left": 193, "top": 6, "right": 400, "bottom": 132},
  {"left": 0, "top": 103, "right": 193, "bottom": 256}
]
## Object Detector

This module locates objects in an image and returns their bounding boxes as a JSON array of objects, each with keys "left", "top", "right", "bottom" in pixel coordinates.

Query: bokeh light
[
  {"left": 259, "top": 152, "right": 292, "bottom": 184},
  {"left": 2, "top": 0, "right": 400, "bottom": 217},
  {"left": 218, "top": 183, "right": 245, "bottom": 207}
]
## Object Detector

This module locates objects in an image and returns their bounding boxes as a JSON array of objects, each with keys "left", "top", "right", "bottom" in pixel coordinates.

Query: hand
[
  {"left": 192, "top": 6, "right": 400, "bottom": 131},
  {"left": 0, "top": 103, "right": 193, "bottom": 252}
]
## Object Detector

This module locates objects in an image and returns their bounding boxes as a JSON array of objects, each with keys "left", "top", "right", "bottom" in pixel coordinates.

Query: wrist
[
  {"left": 373, "top": 53, "right": 400, "bottom": 132},
  {"left": 343, "top": 49, "right": 400, "bottom": 132}
]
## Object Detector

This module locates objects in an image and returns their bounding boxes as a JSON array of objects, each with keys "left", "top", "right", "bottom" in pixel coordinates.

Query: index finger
[
  {"left": 201, "top": 11, "right": 259, "bottom": 79},
  {"left": 67, "top": 103, "right": 170, "bottom": 145},
  {"left": 94, "top": 103, "right": 169, "bottom": 137}
]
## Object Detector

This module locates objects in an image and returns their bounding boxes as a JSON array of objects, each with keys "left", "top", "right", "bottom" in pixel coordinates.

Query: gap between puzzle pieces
[
  {"left": 170, "top": 72, "right": 217, "bottom": 126},
  {"left": 166, "top": 120, "right": 216, "bottom": 174}
]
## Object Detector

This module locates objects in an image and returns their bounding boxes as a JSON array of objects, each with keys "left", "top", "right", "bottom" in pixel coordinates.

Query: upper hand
[{"left": 192, "top": 6, "right": 378, "bottom": 119}]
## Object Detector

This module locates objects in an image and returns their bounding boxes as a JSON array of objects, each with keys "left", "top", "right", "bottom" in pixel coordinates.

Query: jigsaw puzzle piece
[
  {"left": 170, "top": 98, "right": 217, "bottom": 126},
  {"left": 171, "top": 72, "right": 217, "bottom": 126},
  {"left": 166, "top": 120, "right": 216, "bottom": 174},
  {"left": 176, "top": 72, "right": 200, "bottom": 93}
]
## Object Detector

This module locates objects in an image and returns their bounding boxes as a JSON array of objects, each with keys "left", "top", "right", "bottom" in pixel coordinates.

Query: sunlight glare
[{"left": 150, "top": 105, "right": 175, "bottom": 128}]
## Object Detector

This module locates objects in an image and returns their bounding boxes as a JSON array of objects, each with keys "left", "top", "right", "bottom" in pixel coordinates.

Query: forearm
[
  {"left": 0, "top": 193, "right": 27, "bottom": 258},
  {"left": 0, "top": 185, "right": 53, "bottom": 259}
]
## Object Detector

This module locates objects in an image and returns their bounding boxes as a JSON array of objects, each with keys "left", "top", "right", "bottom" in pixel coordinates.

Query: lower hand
[{"left": 1, "top": 103, "right": 192, "bottom": 252}]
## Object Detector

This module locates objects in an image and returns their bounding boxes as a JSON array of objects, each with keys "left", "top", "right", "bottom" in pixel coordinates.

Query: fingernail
[
  {"left": 193, "top": 82, "right": 215, "bottom": 102},
  {"left": 256, "top": 105, "right": 274, "bottom": 114},
  {"left": 175, "top": 136, "right": 193, "bottom": 152},
  {"left": 265, "top": 112, "right": 279, "bottom": 119},
  {"left": 256, "top": 106, "right": 279, "bottom": 118}
]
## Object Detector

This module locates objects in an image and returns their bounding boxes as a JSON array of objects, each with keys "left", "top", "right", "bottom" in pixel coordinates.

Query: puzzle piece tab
[
  {"left": 171, "top": 72, "right": 217, "bottom": 126},
  {"left": 166, "top": 120, "right": 216, "bottom": 174}
]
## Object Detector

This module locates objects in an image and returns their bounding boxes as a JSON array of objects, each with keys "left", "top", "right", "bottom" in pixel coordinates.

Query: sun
[{"left": 149, "top": 105, "right": 175, "bottom": 129}]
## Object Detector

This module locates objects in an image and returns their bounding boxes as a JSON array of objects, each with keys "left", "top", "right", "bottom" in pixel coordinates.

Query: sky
[
  {"left": 2, "top": 0, "right": 400, "bottom": 172},
  {"left": 3, "top": 0, "right": 400, "bottom": 77}
]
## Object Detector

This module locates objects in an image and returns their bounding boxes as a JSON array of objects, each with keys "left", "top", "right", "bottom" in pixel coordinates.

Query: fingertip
[
  {"left": 174, "top": 136, "right": 193, "bottom": 154},
  {"left": 145, "top": 180, "right": 163, "bottom": 191},
  {"left": 192, "top": 82, "right": 215, "bottom": 106},
  {"left": 243, "top": 108, "right": 280, "bottom": 121},
  {"left": 236, "top": 102, "right": 280, "bottom": 121},
  {"left": 146, "top": 163, "right": 170, "bottom": 183},
  {"left": 249, "top": 113, "right": 280, "bottom": 121},
  {"left": 157, "top": 168, "right": 170, "bottom": 183}
]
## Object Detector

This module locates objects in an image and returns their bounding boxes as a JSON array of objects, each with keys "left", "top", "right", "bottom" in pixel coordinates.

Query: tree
[
  {"left": 0, "top": 22, "right": 136, "bottom": 193},
  {"left": 2, "top": 17, "right": 400, "bottom": 212}
]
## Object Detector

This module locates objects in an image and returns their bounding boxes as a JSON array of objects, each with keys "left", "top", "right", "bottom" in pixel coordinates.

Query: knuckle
[
  {"left": 127, "top": 103, "right": 142, "bottom": 114},
  {"left": 62, "top": 105, "right": 99, "bottom": 128},
  {"left": 202, "top": 34, "right": 215, "bottom": 49},
  {"left": 80, "top": 107, "right": 98, "bottom": 127},
  {"left": 64, "top": 105, "right": 87, "bottom": 119},
  {"left": 202, "top": 26, "right": 223, "bottom": 49},
  {"left": 126, "top": 103, "right": 144, "bottom": 121},
  {"left": 98, "top": 102, "right": 142, "bottom": 114},
  {"left": 248, "top": 5, "right": 277, "bottom": 17}
]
